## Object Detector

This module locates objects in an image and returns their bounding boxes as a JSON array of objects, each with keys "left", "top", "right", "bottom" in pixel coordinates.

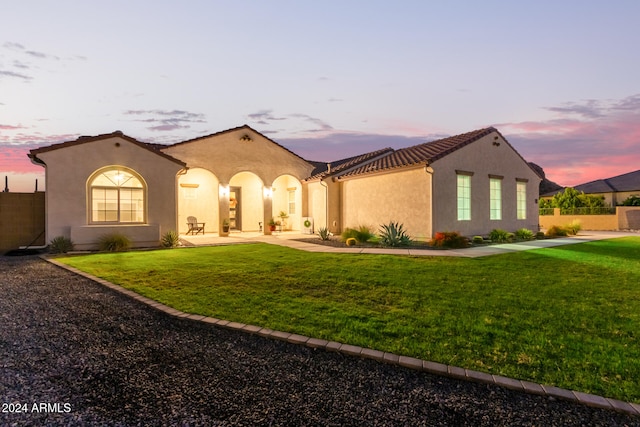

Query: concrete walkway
[{"left": 181, "top": 230, "right": 636, "bottom": 257}]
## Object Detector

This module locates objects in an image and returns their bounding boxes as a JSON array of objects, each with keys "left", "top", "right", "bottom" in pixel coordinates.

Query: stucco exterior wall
[
  {"left": 35, "top": 136, "right": 184, "bottom": 249},
  {"left": 340, "top": 167, "right": 432, "bottom": 240},
  {"left": 431, "top": 132, "right": 540, "bottom": 236}
]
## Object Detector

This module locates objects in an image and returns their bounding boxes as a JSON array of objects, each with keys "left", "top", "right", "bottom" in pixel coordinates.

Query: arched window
[{"left": 89, "top": 167, "right": 146, "bottom": 223}]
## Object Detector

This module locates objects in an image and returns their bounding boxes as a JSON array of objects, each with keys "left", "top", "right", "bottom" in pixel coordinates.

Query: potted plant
[
  {"left": 269, "top": 218, "right": 276, "bottom": 232},
  {"left": 278, "top": 211, "right": 289, "bottom": 230},
  {"left": 222, "top": 218, "right": 230, "bottom": 233}
]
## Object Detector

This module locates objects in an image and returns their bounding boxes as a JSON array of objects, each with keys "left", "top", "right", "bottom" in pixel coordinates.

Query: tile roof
[
  {"left": 574, "top": 169, "right": 640, "bottom": 193},
  {"left": 305, "top": 147, "right": 394, "bottom": 181},
  {"left": 29, "top": 131, "right": 187, "bottom": 167},
  {"left": 335, "top": 127, "right": 498, "bottom": 179}
]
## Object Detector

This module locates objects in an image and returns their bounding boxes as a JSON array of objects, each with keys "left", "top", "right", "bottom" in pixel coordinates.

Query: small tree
[
  {"left": 550, "top": 187, "right": 606, "bottom": 213},
  {"left": 620, "top": 195, "right": 640, "bottom": 206}
]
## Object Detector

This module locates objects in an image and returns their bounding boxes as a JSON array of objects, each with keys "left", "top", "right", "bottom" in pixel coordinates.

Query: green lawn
[{"left": 58, "top": 237, "right": 640, "bottom": 402}]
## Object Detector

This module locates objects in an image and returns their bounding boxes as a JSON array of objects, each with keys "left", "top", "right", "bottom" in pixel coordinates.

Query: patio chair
[{"left": 186, "top": 216, "right": 205, "bottom": 235}]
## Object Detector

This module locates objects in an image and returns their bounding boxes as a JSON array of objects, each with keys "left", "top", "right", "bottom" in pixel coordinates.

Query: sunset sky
[{"left": 2, "top": 1, "right": 639, "bottom": 192}]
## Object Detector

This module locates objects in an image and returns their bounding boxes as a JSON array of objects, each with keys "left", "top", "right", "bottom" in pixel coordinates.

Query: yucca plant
[
  {"left": 98, "top": 232, "right": 131, "bottom": 252},
  {"left": 378, "top": 221, "right": 412, "bottom": 247},
  {"left": 49, "top": 236, "right": 74, "bottom": 254},
  {"left": 317, "top": 227, "right": 331, "bottom": 241},
  {"left": 161, "top": 230, "right": 181, "bottom": 248}
]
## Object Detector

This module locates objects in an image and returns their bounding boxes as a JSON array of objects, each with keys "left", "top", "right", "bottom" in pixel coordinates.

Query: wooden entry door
[{"left": 229, "top": 187, "right": 241, "bottom": 230}]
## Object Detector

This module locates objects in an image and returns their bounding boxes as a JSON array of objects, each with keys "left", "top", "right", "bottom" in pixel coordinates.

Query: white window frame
[
  {"left": 88, "top": 167, "right": 146, "bottom": 224},
  {"left": 287, "top": 188, "right": 296, "bottom": 215},
  {"left": 457, "top": 173, "right": 472, "bottom": 221},
  {"left": 517, "top": 180, "right": 527, "bottom": 220},
  {"left": 489, "top": 177, "right": 502, "bottom": 220}
]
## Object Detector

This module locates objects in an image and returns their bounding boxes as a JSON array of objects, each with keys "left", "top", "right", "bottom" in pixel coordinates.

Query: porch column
[
  {"left": 218, "top": 183, "right": 230, "bottom": 236},
  {"left": 263, "top": 186, "right": 273, "bottom": 235}
]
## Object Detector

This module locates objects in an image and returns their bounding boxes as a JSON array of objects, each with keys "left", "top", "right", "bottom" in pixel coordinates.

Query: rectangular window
[
  {"left": 91, "top": 187, "right": 143, "bottom": 223},
  {"left": 517, "top": 181, "right": 527, "bottom": 219},
  {"left": 288, "top": 189, "right": 296, "bottom": 215},
  {"left": 490, "top": 178, "right": 502, "bottom": 220},
  {"left": 92, "top": 188, "right": 118, "bottom": 222},
  {"left": 119, "top": 188, "right": 144, "bottom": 223},
  {"left": 457, "top": 174, "right": 471, "bottom": 221}
]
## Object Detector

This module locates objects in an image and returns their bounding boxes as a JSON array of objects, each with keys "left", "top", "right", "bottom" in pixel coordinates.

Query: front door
[{"left": 229, "top": 187, "right": 241, "bottom": 230}]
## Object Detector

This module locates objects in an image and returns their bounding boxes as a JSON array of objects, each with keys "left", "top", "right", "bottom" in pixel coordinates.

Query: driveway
[{"left": 1, "top": 256, "right": 637, "bottom": 426}]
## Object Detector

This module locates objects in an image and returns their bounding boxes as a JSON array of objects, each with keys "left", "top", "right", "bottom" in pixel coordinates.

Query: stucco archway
[
  {"left": 178, "top": 168, "right": 219, "bottom": 234},
  {"left": 229, "top": 171, "right": 264, "bottom": 232},
  {"left": 271, "top": 174, "right": 303, "bottom": 231}
]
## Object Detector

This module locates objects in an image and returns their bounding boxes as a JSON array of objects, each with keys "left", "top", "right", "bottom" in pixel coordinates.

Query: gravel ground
[{"left": 1, "top": 255, "right": 638, "bottom": 426}]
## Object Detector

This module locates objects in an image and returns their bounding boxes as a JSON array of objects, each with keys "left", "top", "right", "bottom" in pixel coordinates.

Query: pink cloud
[
  {"left": 0, "top": 132, "right": 79, "bottom": 191},
  {"left": 499, "top": 95, "right": 640, "bottom": 187}
]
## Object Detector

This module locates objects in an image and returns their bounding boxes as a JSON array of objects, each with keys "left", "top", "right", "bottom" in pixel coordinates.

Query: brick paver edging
[{"left": 45, "top": 257, "right": 640, "bottom": 417}]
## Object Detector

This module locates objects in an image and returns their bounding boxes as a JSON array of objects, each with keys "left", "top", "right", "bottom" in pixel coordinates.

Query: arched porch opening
[
  {"left": 229, "top": 171, "right": 264, "bottom": 232},
  {"left": 178, "top": 168, "right": 219, "bottom": 234},
  {"left": 271, "top": 174, "right": 303, "bottom": 231}
]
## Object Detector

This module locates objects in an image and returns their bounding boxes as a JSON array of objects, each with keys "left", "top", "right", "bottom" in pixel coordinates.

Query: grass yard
[{"left": 58, "top": 237, "right": 640, "bottom": 403}]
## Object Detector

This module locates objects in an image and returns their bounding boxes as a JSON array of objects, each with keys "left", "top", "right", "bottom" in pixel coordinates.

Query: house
[
  {"left": 306, "top": 127, "right": 541, "bottom": 239},
  {"left": 29, "top": 125, "right": 541, "bottom": 250},
  {"left": 542, "top": 169, "right": 640, "bottom": 206}
]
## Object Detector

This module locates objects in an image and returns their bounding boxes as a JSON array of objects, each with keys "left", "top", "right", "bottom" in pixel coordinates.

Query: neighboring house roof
[
  {"left": 333, "top": 127, "right": 539, "bottom": 180},
  {"left": 305, "top": 147, "right": 394, "bottom": 181},
  {"left": 574, "top": 169, "right": 640, "bottom": 194},
  {"left": 161, "top": 124, "right": 312, "bottom": 165},
  {"left": 29, "top": 131, "right": 187, "bottom": 167}
]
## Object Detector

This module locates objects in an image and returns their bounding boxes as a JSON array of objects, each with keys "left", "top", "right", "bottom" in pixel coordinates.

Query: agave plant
[
  {"left": 378, "top": 221, "right": 412, "bottom": 247},
  {"left": 161, "top": 230, "right": 181, "bottom": 248}
]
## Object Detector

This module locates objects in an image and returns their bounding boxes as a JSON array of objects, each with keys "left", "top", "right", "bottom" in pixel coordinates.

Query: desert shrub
[
  {"left": 345, "top": 237, "right": 357, "bottom": 246},
  {"left": 98, "top": 233, "right": 131, "bottom": 252},
  {"left": 430, "top": 231, "right": 469, "bottom": 249},
  {"left": 341, "top": 225, "right": 374, "bottom": 243},
  {"left": 565, "top": 220, "right": 582, "bottom": 235},
  {"left": 378, "top": 221, "right": 412, "bottom": 247},
  {"left": 621, "top": 195, "right": 640, "bottom": 206},
  {"left": 472, "top": 235, "right": 484, "bottom": 244},
  {"left": 49, "top": 236, "right": 74, "bottom": 254},
  {"left": 317, "top": 227, "right": 331, "bottom": 241},
  {"left": 489, "top": 228, "right": 510, "bottom": 243},
  {"left": 515, "top": 228, "right": 534, "bottom": 240},
  {"left": 546, "top": 225, "right": 569, "bottom": 237},
  {"left": 535, "top": 231, "right": 546, "bottom": 240},
  {"left": 161, "top": 230, "right": 180, "bottom": 248}
]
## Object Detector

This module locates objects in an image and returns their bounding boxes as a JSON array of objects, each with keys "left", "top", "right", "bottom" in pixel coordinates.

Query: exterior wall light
[
  {"left": 263, "top": 187, "right": 273, "bottom": 198},
  {"left": 219, "top": 184, "right": 230, "bottom": 197}
]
